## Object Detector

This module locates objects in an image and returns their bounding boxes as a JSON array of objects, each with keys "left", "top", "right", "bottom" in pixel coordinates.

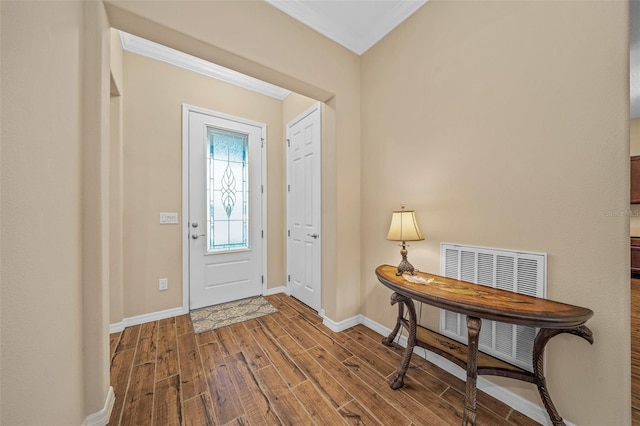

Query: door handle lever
[
  {"left": 307, "top": 233, "right": 319, "bottom": 239},
  {"left": 192, "top": 234, "right": 206, "bottom": 240}
]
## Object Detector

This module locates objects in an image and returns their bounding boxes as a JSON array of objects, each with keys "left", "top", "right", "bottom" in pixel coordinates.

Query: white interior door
[
  {"left": 185, "top": 105, "right": 265, "bottom": 310},
  {"left": 287, "top": 103, "right": 321, "bottom": 311}
]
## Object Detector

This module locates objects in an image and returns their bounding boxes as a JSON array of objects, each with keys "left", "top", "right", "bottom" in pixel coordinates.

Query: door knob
[
  {"left": 308, "top": 233, "right": 319, "bottom": 239},
  {"left": 191, "top": 222, "right": 198, "bottom": 228},
  {"left": 192, "top": 233, "right": 206, "bottom": 240}
]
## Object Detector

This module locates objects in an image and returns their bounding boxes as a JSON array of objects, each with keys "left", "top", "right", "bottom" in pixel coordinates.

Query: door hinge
[
  {"left": 261, "top": 184, "right": 264, "bottom": 194},
  {"left": 261, "top": 138, "right": 265, "bottom": 148},
  {"left": 261, "top": 275, "right": 264, "bottom": 284},
  {"left": 287, "top": 184, "right": 291, "bottom": 192},
  {"left": 287, "top": 139, "right": 290, "bottom": 147},
  {"left": 287, "top": 230, "right": 290, "bottom": 237},
  {"left": 261, "top": 230, "right": 264, "bottom": 238},
  {"left": 288, "top": 275, "right": 291, "bottom": 282}
]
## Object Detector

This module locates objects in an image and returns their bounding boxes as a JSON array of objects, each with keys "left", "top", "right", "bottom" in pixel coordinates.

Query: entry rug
[{"left": 190, "top": 296, "right": 278, "bottom": 333}]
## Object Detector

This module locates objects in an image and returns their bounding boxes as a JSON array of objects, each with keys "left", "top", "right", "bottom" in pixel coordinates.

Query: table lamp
[{"left": 386, "top": 205, "right": 424, "bottom": 276}]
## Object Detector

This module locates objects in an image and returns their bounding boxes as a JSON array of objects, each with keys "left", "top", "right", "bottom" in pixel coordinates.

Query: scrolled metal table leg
[
  {"left": 462, "top": 316, "right": 481, "bottom": 426},
  {"left": 382, "top": 292, "right": 405, "bottom": 346},
  {"left": 533, "top": 326, "right": 594, "bottom": 426},
  {"left": 388, "top": 293, "right": 417, "bottom": 390}
]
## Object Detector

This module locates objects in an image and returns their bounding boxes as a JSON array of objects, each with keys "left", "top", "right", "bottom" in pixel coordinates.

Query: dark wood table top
[{"left": 375, "top": 265, "right": 593, "bottom": 328}]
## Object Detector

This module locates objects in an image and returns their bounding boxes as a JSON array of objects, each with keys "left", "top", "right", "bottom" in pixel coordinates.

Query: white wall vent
[{"left": 439, "top": 243, "right": 547, "bottom": 372}]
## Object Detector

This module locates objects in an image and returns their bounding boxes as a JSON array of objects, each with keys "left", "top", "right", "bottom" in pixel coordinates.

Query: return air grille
[{"left": 439, "top": 243, "right": 546, "bottom": 372}]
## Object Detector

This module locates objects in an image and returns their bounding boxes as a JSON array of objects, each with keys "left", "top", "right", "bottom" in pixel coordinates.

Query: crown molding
[
  {"left": 265, "top": 0, "right": 427, "bottom": 55},
  {"left": 118, "top": 31, "right": 291, "bottom": 101},
  {"left": 266, "top": 0, "right": 361, "bottom": 53},
  {"left": 359, "top": 1, "right": 428, "bottom": 54}
]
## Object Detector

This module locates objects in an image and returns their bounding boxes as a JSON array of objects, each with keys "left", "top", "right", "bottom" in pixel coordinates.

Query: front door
[
  {"left": 287, "top": 103, "right": 322, "bottom": 311},
  {"left": 185, "top": 105, "right": 265, "bottom": 310}
]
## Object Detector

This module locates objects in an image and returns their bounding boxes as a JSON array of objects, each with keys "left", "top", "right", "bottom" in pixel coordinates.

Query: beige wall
[
  {"left": 283, "top": 92, "right": 317, "bottom": 124},
  {"left": 1, "top": 2, "right": 85, "bottom": 422},
  {"left": 82, "top": 0, "right": 112, "bottom": 415},
  {"left": 1, "top": 0, "right": 111, "bottom": 422},
  {"left": 122, "top": 51, "right": 286, "bottom": 317},
  {"left": 110, "top": 28, "right": 124, "bottom": 93},
  {"left": 110, "top": 29, "right": 125, "bottom": 323},
  {"left": 110, "top": 94, "right": 124, "bottom": 323},
  {"left": 361, "top": 1, "right": 629, "bottom": 424},
  {"left": 105, "top": 0, "right": 362, "bottom": 322}
]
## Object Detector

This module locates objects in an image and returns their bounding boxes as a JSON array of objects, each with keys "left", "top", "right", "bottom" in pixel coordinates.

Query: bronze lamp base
[{"left": 395, "top": 243, "right": 416, "bottom": 276}]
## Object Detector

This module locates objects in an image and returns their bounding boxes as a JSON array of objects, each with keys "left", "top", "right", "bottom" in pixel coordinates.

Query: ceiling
[{"left": 265, "top": 0, "right": 427, "bottom": 55}]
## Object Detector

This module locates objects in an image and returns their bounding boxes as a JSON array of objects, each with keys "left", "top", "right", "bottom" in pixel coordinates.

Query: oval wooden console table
[{"left": 375, "top": 264, "right": 594, "bottom": 426}]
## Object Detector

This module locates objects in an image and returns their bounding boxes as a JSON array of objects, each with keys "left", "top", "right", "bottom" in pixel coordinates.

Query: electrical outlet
[{"left": 159, "top": 278, "right": 168, "bottom": 291}]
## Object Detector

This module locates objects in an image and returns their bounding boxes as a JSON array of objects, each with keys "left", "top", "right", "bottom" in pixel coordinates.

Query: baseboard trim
[
  {"left": 83, "top": 386, "right": 115, "bottom": 426},
  {"left": 322, "top": 313, "right": 363, "bottom": 333},
  {"left": 110, "top": 288, "right": 289, "bottom": 333},
  {"left": 109, "top": 306, "right": 187, "bottom": 333},
  {"left": 337, "top": 314, "right": 574, "bottom": 426},
  {"left": 264, "top": 285, "right": 288, "bottom": 296}
]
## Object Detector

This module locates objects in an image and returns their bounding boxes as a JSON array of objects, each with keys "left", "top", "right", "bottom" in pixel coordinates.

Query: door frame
[
  {"left": 181, "top": 103, "right": 267, "bottom": 312},
  {"left": 286, "top": 102, "right": 322, "bottom": 312}
]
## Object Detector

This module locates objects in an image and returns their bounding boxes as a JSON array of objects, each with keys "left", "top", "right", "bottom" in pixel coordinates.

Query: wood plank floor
[{"left": 108, "top": 293, "right": 541, "bottom": 425}]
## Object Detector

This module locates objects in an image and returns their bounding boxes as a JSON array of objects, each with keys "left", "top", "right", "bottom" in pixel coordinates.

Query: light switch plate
[
  {"left": 159, "top": 278, "right": 168, "bottom": 291},
  {"left": 160, "top": 213, "right": 178, "bottom": 224}
]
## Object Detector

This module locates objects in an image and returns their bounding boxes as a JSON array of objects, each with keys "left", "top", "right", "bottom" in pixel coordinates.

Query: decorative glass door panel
[{"left": 207, "top": 127, "right": 249, "bottom": 253}]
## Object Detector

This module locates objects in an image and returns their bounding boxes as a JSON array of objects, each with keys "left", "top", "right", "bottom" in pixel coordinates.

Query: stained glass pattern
[
  {"left": 221, "top": 163, "right": 237, "bottom": 217},
  {"left": 207, "top": 127, "right": 249, "bottom": 252}
]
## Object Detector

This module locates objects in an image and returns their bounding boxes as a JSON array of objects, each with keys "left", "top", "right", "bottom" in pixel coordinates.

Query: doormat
[{"left": 190, "top": 296, "right": 278, "bottom": 334}]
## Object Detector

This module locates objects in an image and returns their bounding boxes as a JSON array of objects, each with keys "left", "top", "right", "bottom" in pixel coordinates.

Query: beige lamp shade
[{"left": 386, "top": 209, "right": 424, "bottom": 242}]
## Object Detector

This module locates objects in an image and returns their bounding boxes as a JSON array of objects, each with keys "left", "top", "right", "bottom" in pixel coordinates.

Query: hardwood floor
[{"left": 108, "top": 293, "right": 541, "bottom": 425}]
